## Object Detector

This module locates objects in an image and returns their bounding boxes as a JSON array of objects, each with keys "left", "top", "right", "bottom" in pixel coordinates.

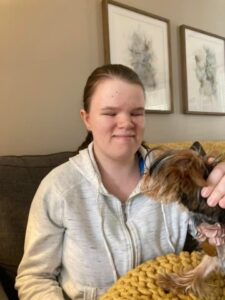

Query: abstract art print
[
  {"left": 102, "top": 0, "right": 173, "bottom": 113},
  {"left": 180, "top": 25, "right": 225, "bottom": 115}
]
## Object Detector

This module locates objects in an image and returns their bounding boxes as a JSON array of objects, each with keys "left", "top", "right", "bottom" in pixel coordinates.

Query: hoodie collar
[
  {"left": 70, "top": 142, "right": 151, "bottom": 197},
  {"left": 70, "top": 143, "right": 107, "bottom": 194}
]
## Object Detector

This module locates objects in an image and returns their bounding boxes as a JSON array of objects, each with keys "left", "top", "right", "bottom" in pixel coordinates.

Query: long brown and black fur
[{"left": 141, "top": 141, "right": 225, "bottom": 296}]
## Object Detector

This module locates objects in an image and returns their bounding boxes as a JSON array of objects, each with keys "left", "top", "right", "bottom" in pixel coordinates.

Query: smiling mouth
[{"left": 112, "top": 135, "right": 135, "bottom": 138}]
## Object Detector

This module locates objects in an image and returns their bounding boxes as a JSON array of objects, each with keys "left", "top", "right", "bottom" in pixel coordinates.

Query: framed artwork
[
  {"left": 102, "top": 0, "right": 173, "bottom": 113},
  {"left": 180, "top": 25, "right": 225, "bottom": 115}
]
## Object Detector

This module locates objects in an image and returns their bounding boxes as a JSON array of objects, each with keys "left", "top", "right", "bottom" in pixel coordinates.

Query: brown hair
[{"left": 75, "top": 64, "right": 145, "bottom": 154}]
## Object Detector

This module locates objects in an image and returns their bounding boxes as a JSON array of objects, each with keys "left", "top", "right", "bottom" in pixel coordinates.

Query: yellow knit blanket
[
  {"left": 148, "top": 141, "right": 225, "bottom": 156},
  {"left": 100, "top": 251, "right": 225, "bottom": 300}
]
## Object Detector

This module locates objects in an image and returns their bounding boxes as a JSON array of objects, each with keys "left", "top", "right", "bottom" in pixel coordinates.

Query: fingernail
[
  {"left": 207, "top": 198, "right": 216, "bottom": 207},
  {"left": 201, "top": 188, "right": 208, "bottom": 198}
]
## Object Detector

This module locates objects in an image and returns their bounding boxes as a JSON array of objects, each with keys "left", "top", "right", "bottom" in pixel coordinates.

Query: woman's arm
[{"left": 15, "top": 177, "right": 65, "bottom": 300}]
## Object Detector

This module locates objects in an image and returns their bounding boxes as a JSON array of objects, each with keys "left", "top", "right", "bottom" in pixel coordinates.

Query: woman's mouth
[{"left": 112, "top": 134, "right": 135, "bottom": 139}]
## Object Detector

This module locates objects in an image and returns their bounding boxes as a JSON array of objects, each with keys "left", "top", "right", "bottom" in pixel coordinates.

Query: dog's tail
[{"left": 157, "top": 254, "right": 220, "bottom": 296}]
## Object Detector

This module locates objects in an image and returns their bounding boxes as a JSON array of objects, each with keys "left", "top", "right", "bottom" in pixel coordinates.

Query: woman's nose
[{"left": 117, "top": 114, "right": 134, "bottom": 128}]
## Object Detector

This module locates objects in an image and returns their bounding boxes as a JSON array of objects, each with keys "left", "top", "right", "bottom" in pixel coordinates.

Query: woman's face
[{"left": 80, "top": 78, "right": 145, "bottom": 162}]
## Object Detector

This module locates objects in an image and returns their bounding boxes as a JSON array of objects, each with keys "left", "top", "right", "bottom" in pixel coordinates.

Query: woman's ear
[{"left": 80, "top": 109, "right": 91, "bottom": 131}]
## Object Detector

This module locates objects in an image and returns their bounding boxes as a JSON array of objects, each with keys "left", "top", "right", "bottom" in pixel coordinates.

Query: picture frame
[
  {"left": 102, "top": 0, "right": 173, "bottom": 113},
  {"left": 180, "top": 25, "right": 225, "bottom": 115}
]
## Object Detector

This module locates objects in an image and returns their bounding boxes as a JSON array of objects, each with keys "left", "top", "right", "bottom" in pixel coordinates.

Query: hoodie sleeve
[{"left": 15, "top": 175, "right": 65, "bottom": 300}]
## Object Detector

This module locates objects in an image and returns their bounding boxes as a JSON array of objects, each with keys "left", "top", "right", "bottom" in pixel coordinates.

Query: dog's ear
[{"left": 190, "top": 141, "right": 206, "bottom": 157}]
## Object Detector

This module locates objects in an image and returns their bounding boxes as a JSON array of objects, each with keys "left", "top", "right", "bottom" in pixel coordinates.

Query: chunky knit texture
[
  {"left": 100, "top": 251, "right": 225, "bottom": 300},
  {"left": 148, "top": 141, "right": 225, "bottom": 156}
]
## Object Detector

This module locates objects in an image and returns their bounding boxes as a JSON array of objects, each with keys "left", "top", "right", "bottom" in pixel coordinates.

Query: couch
[
  {"left": 1, "top": 141, "right": 225, "bottom": 299},
  {"left": 0, "top": 151, "right": 75, "bottom": 299}
]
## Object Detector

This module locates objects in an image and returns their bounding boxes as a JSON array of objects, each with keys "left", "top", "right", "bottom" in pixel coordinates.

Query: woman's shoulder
[
  {"left": 40, "top": 148, "right": 98, "bottom": 195},
  {"left": 38, "top": 159, "right": 81, "bottom": 194}
]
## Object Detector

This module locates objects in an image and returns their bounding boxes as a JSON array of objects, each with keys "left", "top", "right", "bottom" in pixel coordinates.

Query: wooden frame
[
  {"left": 180, "top": 25, "right": 225, "bottom": 115},
  {"left": 102, "top": 0, "right": 173, "bottom": 113}
]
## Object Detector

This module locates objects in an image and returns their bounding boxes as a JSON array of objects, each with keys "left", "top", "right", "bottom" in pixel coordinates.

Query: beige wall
[{"left": 0, "top": 0, "right": 225, "bottom": 155}]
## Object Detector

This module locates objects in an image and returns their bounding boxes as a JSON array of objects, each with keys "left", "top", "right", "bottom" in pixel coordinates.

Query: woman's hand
[{"left": 201, "top": 162, "right": 225, "bottom": 208}]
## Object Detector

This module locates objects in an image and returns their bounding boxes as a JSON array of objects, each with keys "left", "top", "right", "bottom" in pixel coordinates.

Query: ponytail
[{"left": 74, "top": 132, "right": 93, "bottom": 155}]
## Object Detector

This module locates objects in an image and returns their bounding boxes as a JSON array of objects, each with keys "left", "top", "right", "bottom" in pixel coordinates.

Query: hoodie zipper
[{"left": 121, "top": 202, "right": 137, "bottom": 269}]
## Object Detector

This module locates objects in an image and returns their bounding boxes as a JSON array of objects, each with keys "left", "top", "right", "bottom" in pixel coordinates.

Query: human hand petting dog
[
  {"left": 201, "top": 161, "right": 225, "bottom": 208},
  {"left": 199, "top": 161, "right": 225, "bottom": 246}
]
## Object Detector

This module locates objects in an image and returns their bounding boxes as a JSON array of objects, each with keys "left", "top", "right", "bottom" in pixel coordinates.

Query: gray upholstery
[{"left": 0, "top": 152, "right": 75, "bottom": 299}]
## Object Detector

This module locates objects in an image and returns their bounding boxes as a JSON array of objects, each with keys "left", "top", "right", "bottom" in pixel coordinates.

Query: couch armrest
[{"left": 0, "top": 282, "right": 8, "bottom": 300}]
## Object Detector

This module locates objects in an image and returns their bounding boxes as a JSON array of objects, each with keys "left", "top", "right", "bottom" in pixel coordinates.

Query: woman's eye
[
  {"left": 131, "top": 112, "right": 144, "bottom": 116},
  {"left": 102, "top": 113, "right": 116, "bottom": 116}
]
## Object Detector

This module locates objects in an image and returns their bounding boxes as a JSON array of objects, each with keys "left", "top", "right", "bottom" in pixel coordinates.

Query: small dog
[{"left": 141, "top": 141, "right": 225, "bottom": 296}]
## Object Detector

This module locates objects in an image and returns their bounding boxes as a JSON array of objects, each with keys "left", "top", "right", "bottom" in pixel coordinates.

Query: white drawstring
[
  {"left": 96, "top": 191, "right": 119, "bottom": 282},
  {"left": 161, "top": 203, "right": 175, "bottom": 252}
]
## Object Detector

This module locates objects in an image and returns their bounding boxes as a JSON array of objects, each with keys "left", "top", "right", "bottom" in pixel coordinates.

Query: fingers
[
  {"left": 218, "top": 197, "right": 225, "bottom": 208},
  {"left": 201, "top": 162, "right": 225, "bottom": 208},
  {"left": 207, "top": 175, "right": 225, "bottom": 207}
]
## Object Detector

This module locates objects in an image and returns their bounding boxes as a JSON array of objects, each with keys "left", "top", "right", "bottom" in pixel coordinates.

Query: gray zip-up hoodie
[{"left": 15, "top": 143, "right": 189, "bottom": 300}]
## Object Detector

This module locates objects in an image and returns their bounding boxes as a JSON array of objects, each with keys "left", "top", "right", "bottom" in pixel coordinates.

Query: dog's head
[{"left": 141, "top": 142, "right": 225, "bottom": 222}]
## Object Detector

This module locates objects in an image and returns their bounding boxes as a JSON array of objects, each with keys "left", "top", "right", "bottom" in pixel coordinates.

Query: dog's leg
[{"left": 157, "top": 255, "right": 220, "bottom": 296}]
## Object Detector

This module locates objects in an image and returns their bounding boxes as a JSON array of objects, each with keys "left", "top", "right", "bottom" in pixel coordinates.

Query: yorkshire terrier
[{"left": 141, "top": 141, "right": 225, "bottom": 296}]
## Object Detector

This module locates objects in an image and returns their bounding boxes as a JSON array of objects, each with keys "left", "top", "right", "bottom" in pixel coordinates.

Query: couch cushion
[
  {"left": 0, "top": 280, "right": 8, "bottom": 300},
  {"left": 0, "top": 152, "right": 75, "bottom": 297}
]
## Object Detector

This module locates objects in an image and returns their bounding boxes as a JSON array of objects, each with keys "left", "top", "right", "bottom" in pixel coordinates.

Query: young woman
[{"left": 16, "top": 64, "right": 225, "bottom": 300}]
